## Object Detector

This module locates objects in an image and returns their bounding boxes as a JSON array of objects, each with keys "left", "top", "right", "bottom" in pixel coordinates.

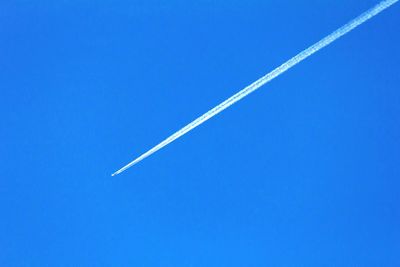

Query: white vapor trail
[{"left": 112, "top": 0, "right": 398, "bottom": 176}]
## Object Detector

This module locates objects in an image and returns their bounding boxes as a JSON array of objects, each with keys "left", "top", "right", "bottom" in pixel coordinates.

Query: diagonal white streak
[{"left": 112, "top": 0, "right": 398, "bottom": 176}]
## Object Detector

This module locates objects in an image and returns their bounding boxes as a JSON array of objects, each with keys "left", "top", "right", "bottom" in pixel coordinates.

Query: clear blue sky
[{"left": 1, "top": 1, "right": 399, "bottom": 266}]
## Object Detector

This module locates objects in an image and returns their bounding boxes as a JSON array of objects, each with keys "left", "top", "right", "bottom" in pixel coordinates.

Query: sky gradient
[{"left": 1, "top": 1, "right": 399, "bottom": 266}]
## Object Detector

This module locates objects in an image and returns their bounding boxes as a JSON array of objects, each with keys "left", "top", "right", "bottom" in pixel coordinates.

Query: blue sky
[{"left": 1, "top": 1, "right": 399, "bottom": 266}]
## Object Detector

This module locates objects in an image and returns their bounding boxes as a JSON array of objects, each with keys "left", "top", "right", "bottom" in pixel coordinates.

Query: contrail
[{"left": 112, "top": 0, "right": 398, "bottom": 176}]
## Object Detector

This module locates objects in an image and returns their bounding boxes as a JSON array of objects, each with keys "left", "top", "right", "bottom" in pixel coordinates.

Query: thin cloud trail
[{"left": 112, "top": 0, "right": 398, "bottom": 176}]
